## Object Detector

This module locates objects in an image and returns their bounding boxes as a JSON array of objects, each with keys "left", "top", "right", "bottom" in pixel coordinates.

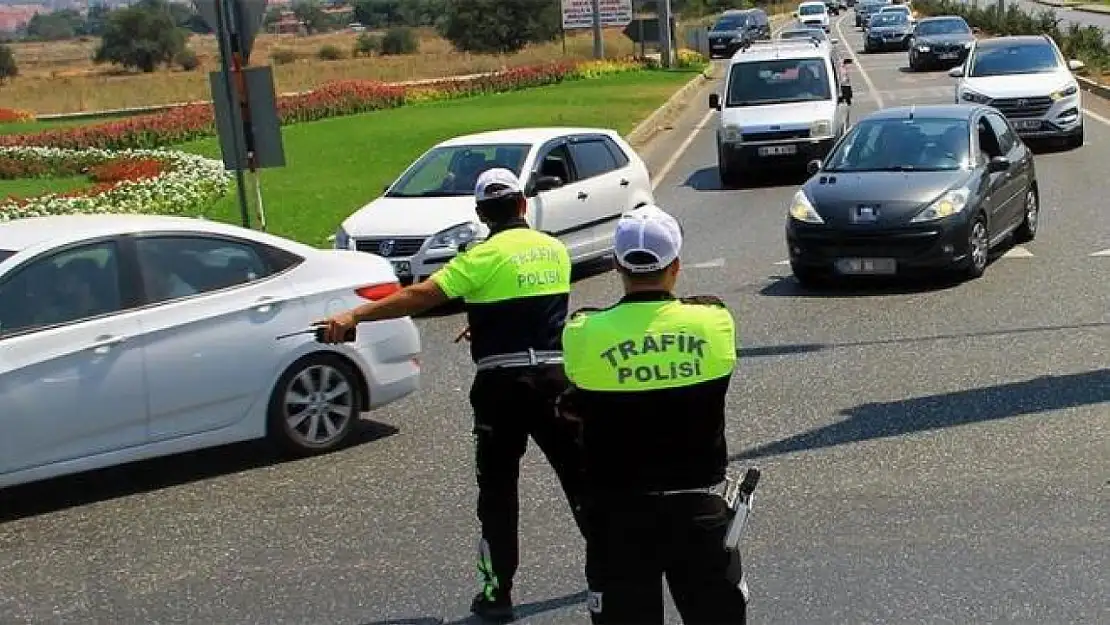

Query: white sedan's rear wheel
[{"left": 268, "top": 355, "right": 360, "bottom": 456}]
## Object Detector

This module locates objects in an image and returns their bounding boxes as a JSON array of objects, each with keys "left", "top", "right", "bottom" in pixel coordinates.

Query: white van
[
  {"left": 796, "top": 1, "right": 831, "bottom": 31},
  {"left": 708, "top": 39, "right": 854, "bottom": 186}
]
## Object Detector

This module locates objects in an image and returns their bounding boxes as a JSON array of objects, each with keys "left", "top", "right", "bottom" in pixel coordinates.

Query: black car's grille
[
  {"left": 795, "top": 230, "right": 940, "bottom": 260},
  {"left": 929, "top": 43, "right": 965, "bottom": 55},
  {"left": 354, "top": 237, "right": 426, "bottom": 257},
  {"left": 990, "top": 96, "right": 1053, "bottom": 119},
  {"left": 741, "top": 129, "right": 811, "bottom": 141}
]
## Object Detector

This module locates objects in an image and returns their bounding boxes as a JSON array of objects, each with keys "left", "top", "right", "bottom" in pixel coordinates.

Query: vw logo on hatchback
[{"left": 378, "top": 239, "right": 395, "bottom": 256}]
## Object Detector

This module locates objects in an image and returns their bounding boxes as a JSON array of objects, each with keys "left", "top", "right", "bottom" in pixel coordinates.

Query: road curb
[
  {"left": 1078, "top": 75, "right": 1110, "bottom": 100},
  {"left": 1074, "top": 3, "right": 1110, "bottom": 13},
  {"left": 625, "top": 67, "right": 713, "bottom": 149}
]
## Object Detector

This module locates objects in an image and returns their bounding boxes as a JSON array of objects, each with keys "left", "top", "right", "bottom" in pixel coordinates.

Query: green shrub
[
  {"left": 270, "top": 47, "right": 297, "bottom": 65},
  {"left": 381, "top": 27, "right": 419, "bottom": 55},
  {"left": 174, "top": 48, "right": 200, "bottom": 71},
  {"left": 317, "top": 44, "right": 344, "bottom": 61},
  {"left": 353, "top": 32, "right": 382, "bottom": 57}
]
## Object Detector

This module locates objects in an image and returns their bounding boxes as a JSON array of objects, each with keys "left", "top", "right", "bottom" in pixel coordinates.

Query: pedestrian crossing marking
[{"left": 1092, "top": 248, "right": 1110, "bottom": 257}]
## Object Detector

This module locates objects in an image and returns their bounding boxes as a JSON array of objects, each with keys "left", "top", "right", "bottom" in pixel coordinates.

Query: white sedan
[
  {"left": 335, "top": 127, "right": 656, "bottom": 283},
  {"left": 0, "top": 214, "right": 421, "bottom": 490}
]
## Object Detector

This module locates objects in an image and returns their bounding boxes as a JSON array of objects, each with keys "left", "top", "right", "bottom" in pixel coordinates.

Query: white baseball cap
[
  {"left": 474, "top": 168, "right": 523, "bottom": 201},
  {"left": 613, "top": 205, "right": 683, "bottom": 273}
]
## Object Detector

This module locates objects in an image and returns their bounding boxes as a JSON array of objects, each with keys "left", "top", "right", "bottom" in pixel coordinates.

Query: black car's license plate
[
  {"left": 390, "top": 260, "right": 412, "bottom": 277},
  {"left": 835, "top": 258, "right": 896, "bottom": 275},
  {"left": 939, "top": 52, "right": 958, "bottom": 59}
]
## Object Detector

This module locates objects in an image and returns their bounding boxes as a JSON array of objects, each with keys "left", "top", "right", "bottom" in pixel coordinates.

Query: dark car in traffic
[
  {"left": 855, "top": 0, "right": 889, "bottom": 27},
  {"left": 785, "top": 105, "right": 1039, "bottom": 285},
  {"left": 865, "top": 12, "right": 912, "bottom": 52},
  {"left": 908, "top": 16, "right": 975, "bottom": 70},
  {"left": 708, "top": 8, "right": 771, "bottom": 58}
]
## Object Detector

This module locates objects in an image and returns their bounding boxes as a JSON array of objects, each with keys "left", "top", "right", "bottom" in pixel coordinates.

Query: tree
[
  {"left": 292, "top": 1, "right": 329, "bottom": 34},
  {"left": 93, "top": 0, "right": 186, "bottom": 73},
  {"left": 439, "top": 0, "right": 559, "bottom": 55},
  {"left": 0, "top": 44, "right": 17, "bottom": 84},
  {"left": 26, "top": 10, "right": 83, "bottom": 41}
]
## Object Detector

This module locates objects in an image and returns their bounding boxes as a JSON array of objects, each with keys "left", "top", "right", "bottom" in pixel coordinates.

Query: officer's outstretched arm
[{"left": 351, "top": 280, "right": 450, "bottom": 323}]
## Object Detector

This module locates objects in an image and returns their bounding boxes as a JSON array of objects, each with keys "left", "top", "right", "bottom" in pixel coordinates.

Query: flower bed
[
  {"left": 0, "top": 147, "right": 230, "bottom": 221},
  {"left": 0, "top": 57, "right": 666, "bottom": 152},
  {"left": 914, "top": 0, "right": 1110, "bottom": 74},
  {"left": 0, "top": 108, "right": 35, "bottom": 124}
]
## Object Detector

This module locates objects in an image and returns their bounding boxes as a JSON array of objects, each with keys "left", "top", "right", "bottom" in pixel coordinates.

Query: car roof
[
  {"left": 918, "top": 15, "right": 968, "bottom": 22},
  {"left": 730, "top": 39, "right": 831, "bottom": 62},
  {"left": 974, "top": 35, "right": 1052, "bottom": 49},
  {"left": 863, "top": 104, "right": 985, "bottom": 121},
  {"left": 798, "top": 1, "right": 825, "bottom": 6},
  {"left": 0, "top": 214, "right": 314, "bottom": 256},
  {"left": 436, "top": 127, "right": 617, "bottom": 147}
]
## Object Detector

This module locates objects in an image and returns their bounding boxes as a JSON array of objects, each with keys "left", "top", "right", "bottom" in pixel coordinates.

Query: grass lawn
[
  {"left": 0, "top": 175, "right": 91, "bottom": 198},
  {"left": 178, "top": 69, "right": 700, "bottom": 247}
]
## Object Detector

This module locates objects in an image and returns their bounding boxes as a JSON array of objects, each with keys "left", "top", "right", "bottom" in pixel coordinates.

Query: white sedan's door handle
[
  {"left": 252, "top": 296, "right": 284, "bottom": 313},
  {"left": 88, "top": 334, "right": 126, "bottom": 353}
]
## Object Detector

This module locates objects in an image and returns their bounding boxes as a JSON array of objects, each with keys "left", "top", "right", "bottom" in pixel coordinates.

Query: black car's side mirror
[
  {"left": 709, "top": 93, "right": 721, "bottom": 110},
  {"left": 706, "top": 24, "right": 712, "bottom": 30},
  {"left": 531, "top": 175, "right": 563, "bottom": 194},
  {"left": 839, "top": 84, "right": 853, "bottom": 104},
  {"left": 987, "top": 156, "right": 1011, "bottom": 173},
  {"left": 807, "top": 159, "right": 823, "bottom": 175}
]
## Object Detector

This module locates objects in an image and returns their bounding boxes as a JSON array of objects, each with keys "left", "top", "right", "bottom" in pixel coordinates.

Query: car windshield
[
  {"left": 386, "top": 143, "right": 531, "bottom": 198},
  {"left": 823, "top": 117, "right": 972, "bottom": 172},
  {"left": 916, "top": 19, "right": 970, "bottom": 35},
  {"left": 0, "top": 250, "right": 13, "bottom": 263},
  {"left": 969, "top": 43, "right": 1060, "bottom": 77},
  {"left": 799, "top": 4, "right": 825, "bottom": 15},
  {"left": 713, "top": 16, "right": 748, "bottom": 30},
  {"left": 871, "top": 13, "right": 907, "bottom": 26},
  {"left": 727, "top": 57, "right": 832, "bottom": 106}
]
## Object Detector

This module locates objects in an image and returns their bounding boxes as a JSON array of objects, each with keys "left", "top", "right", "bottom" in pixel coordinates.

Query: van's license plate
[
  {"left": 835, "top": 258, "right": 896, "bottom": 275},
  {"left": 758, "top": 145, "right": 797, "bottom": 157},
  {"left": 1013, "top": 119, "right": 1041, "bottom": 131},
  {"left": 391, "top": 260, "right": 412, "bottom": 277}
]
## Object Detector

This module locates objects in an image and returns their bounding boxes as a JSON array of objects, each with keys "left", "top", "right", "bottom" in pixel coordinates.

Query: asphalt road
[{"left": 1, "top": 15, "right": 1108, "bottom": 625}]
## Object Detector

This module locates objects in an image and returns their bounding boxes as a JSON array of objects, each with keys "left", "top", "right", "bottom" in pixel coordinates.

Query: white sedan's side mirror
[
  {"left": 948, "top": 66, "right": 964, "bottom": 78},
  {"left": 1068, "top": 58, "right": 1086, "bottom": 71}
]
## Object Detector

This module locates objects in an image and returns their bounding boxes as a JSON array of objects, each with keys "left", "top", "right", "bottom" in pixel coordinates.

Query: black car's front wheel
[
  {"left": 1014, "top": 186, "right": 1039, "bottom": 243},
  {"left": 964, "top": 213, "right": 990, "bottom": 280}
]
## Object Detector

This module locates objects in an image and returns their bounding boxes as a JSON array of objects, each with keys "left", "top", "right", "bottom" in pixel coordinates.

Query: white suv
[
  {"left": 951, "top": 34, "right": 1085, "bottom": 148},
  {"left": 709, "top": 39, "right": 854, "bottom": 186},
  {"left": 336, "top": 128, "right": 655, "bottom": 283},
  {"left": 796, "top": 0, "right": 830, "bottom": 31}
]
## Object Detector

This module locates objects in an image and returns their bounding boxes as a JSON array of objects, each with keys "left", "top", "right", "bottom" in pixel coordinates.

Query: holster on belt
[{"left": 722, "top": 468, "right": 761, "bottom": 591}]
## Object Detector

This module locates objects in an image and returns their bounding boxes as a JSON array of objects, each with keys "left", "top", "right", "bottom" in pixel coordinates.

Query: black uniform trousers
[
  {"left": 584, "top": 490, "right": 748, "bottom": 624},
  {"left": 469, "top": 364, "right": 586, "bottom": 595}
]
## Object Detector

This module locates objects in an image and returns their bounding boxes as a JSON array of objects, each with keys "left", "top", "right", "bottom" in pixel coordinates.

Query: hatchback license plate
[
  {"left": 1013, "top": 119, "right": 1041, "bottom": 131},
  {"left": 390, "top": 260, "right": 412, "bottom": 277},
  {"left": 835, "top": 258, "right": 896, "bottom": 275},
  {"left": 758, "top": 144, "right": 797, "bottom": 157},
  {"left": 939, "top": 52, "right": 958, "bottom": 59}
]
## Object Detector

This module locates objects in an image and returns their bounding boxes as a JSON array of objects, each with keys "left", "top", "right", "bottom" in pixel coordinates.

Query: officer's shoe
[{"left": 470, "top": 591, "right": 514, "bottom": 623}]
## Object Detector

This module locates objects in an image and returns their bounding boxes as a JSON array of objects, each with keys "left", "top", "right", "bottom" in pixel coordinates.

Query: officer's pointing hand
[{"left": 314, "top": 311, "right": 357, "bottom": 343}]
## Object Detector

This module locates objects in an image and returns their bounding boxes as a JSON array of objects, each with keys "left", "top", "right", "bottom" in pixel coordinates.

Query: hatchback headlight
[
  {"left": 430, "top": 222, "right": 481, "bottom": 250},
  {"left": 810, "top": 119, "right": 833, "bottom": 138},
  {"left": 789, "top": 190, "right": 824, "bottom": 224},
  {"left": 960, "top": 90, "right": 990, "bottom": 104},
  {"left": 911, "top": 188, "right": 970, "bottom": 223},
  {"left": 1050, "top": 83, "right": 1078, "bottom": 101}
]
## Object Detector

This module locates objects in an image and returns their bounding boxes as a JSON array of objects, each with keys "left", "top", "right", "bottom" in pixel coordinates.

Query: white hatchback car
[
  {"left": 336, "top": 127, "right": 655, "bottom": 283},
  {"left": 951, "top": 34, "right": 1085, "bottom": 148},
  {"left": 796, "top": 0, "right": 830, "bottom": 31},
  {"left": 0, "top": 215, "right": 421, "bottom": 490}
]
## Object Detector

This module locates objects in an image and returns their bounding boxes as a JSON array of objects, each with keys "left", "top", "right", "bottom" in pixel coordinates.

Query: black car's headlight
[
  {"left": 911, "top": 188, "right": 971, "bottom": 223},
  {"left": 789, "top": 190, "right": 825, "bottom": 224}
]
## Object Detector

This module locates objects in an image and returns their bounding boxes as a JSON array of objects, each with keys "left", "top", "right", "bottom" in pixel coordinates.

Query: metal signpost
[
  {"left": 194, "top": 0, "right": 286, "bottom": 231},
  {"left": 561, "top": 0, "right": 634, "bottom": 59}
]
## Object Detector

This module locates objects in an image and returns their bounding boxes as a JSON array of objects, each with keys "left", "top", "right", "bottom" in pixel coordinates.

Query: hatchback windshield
[
  {"left": 871, "top": 13, "right": 907, "bottom": 26},
  {"left": 727, "top": 57, "right": 831, "bottom": 106},
  {"left": 916, "top": 18, "right": 970, "bottom": 36},
  {"left": 387, "top": 144, "right": 531, "bottom": 198},
  {"left": 823, "top": 117, "right": 972, "bottom": 172},
  {"left": 712, "top": 15, "right": 749, "bottom": 30},
  {"left": 969, "top": 42, "right": 1060, "bottom": 77},
  {"left": 799, "top": 4, "right": 826, "bottom": 15}
]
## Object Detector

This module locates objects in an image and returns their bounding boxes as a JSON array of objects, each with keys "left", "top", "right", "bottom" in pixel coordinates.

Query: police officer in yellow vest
[
  {"left": 317, "top": 168, "right": 585, "bottom": 623},
  {"left": 558, "top": 205, "right": 747, "bottom": 624}
]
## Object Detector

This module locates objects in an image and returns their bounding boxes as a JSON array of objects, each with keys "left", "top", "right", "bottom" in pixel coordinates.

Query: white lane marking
[
  {"left": 1082, "top": 106, "right": 1110, "bottom": 127},
  {"left": 651, "top": 20, "right": 796, "bottom": 192},
  {"left": 773, "top": 260, "right": 791, "bottom": 265},
  {"left": 688, "top": 257, "right": 726, "bottom": 268},
  {"left": 1002, "top": 246, "right": 1034, "bottom": 258},
  {"left": 1091, "top": 248, "right": 1110, "bottom": 256},
  {"left": 835, "top": 15, "right": 885, "bottom": 109}
]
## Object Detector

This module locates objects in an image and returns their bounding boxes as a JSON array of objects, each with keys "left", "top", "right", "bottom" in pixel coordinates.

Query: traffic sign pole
[
  {"left": 659, "top": 0, "right": 674, "bottom": 69},
  {"left": 211, "top": 0, "right": 252, "bottom": 229},
  {"left": 591, "top": 0, "right": 604, "bottom": 59}
]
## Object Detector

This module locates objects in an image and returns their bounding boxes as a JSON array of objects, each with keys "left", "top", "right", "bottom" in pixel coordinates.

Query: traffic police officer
[
  {"left": 317, "top": 168, "right": 585, "bottom": 623},
  {"left": 558, "top": 205, "right": 747, "bottom": 624}
]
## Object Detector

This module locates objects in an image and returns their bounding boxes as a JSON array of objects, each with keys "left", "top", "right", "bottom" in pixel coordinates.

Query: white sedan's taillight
[{"left": 356, "top": 282, "right": 400, "bottom": 301}]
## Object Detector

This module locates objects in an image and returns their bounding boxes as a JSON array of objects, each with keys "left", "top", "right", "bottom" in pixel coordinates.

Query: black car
[
  {"left": 824, "top": 0, "right": 841, "bottom": 16},
  {"left": 855, "top": 0, "right": 888, "bottom": 27},
  {"left": 864, "top": 11, "right": 912, "bottom": 52},
  {"left": 785, "top": 105, "right": 1039, "bottom": 285},
  {"left": 707, "top": 9, "right": 771, "bottom": 59},
  {"left": 908, "top": 16, "right": 975, "bottom": 70}
]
